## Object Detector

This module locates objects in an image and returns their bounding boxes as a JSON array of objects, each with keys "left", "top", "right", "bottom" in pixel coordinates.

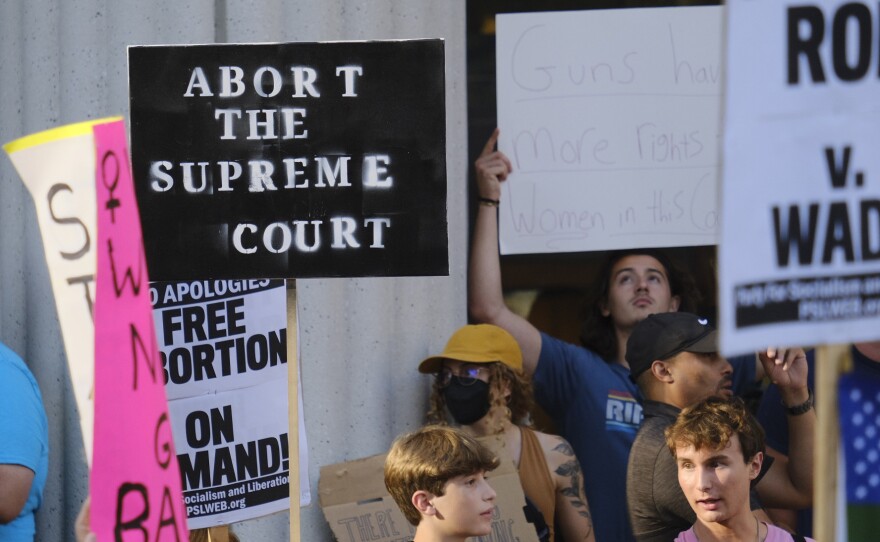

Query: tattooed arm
[{"left": 538, "top": 433, "right": 596, "bottom": 542}]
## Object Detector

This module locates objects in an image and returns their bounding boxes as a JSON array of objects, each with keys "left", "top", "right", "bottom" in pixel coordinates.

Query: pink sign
[{"left": 90, "top": 119, "right": 189, "bottom": 541}]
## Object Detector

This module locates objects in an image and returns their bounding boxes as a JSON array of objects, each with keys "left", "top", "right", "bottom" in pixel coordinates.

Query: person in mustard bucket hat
[{"left": 419, "top": 324, "right": 595, "bottom": 542}]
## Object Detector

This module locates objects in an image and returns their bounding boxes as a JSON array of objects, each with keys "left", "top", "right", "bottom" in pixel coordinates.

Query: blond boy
[{"left": 384, "top": 426, "right": 499, "bottom": 542}]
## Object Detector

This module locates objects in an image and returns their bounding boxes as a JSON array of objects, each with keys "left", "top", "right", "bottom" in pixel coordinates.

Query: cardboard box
[{"left": 319, "top": 445, "right": 540, "bottom": 542}]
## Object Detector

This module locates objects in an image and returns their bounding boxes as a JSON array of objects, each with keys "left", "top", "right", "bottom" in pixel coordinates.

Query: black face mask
[{"left": 442, "top": 378, "right": 491, "bottom": 425}]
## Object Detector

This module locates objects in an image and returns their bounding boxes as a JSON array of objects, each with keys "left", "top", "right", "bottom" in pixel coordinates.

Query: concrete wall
[{"left": 0, "top": 1, "right": 468, "bottom": 539}]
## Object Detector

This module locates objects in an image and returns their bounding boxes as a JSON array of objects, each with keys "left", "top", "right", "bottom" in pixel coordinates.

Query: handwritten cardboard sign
[
  {"left": 128, "top": 40, "right": 447, "bottom": 280},
  {"left": 91, "top": 119, "right": 189, "bottom": 541},
  {"left": 718, "top": 0, "right": 880, "bottom": 353},
  {"left": 319, "top": 443, "right": 539, "bottom": 542},
  {"left": 3, "top": 119, "right": 113, "bottom": 464},
  {"left": 495, "top": 7, "right": 721, "bottom": 254}
]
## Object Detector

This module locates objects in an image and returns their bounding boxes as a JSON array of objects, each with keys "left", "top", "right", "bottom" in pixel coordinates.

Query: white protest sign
[
  {"left": 153, "top": 280, "right": 288, "bottom": 401},
  {"left": 170, "top": 379, "right": 290, "bottom": 526},
  {"left": 719, "top": 0, "right": 880, "bottom": 354},
  {"left": 495, "top": 7, "right": 722, "bottom": 255},
  {"left": 3, "top": 119, "right": 116, "bottom": 465},
  {"left": 152, "top": 279, "right": 310, "bottom": 528}
]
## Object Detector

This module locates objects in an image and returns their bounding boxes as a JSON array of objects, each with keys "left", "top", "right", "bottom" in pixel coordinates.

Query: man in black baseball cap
[
  {"left": 624, "top": 312, "right": 815, "bottom": 542},
  {"left": 626, "top": 312, "right": 733, "bottom": 407}
]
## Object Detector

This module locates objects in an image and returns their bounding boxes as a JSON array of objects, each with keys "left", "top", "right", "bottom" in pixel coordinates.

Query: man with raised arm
[{"left": 468, "top": 130, "right": 761, "bottom": 542}]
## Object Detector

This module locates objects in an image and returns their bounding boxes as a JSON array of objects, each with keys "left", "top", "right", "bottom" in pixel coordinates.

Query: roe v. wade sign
[
  {"left": 495, "top": 7, "right": 722, "bottom": 254},
  {"left": 719, "top": 0, "right": 880, "bottom": 354},
  {"left": 128, "top": 40, "right": 447, "bottom": 280}
]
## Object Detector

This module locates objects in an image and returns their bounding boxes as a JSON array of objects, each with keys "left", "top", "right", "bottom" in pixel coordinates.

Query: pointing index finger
[{"left": 480, "top": 128, "right": 500, "bottom": 157}]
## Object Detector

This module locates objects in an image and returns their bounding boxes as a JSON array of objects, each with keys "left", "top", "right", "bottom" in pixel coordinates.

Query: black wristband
[
  {"left": 784, "top": 388, "right": 814, "bottom": 416},
  {"left": 478, "top": 197, "right": 500, "bottom": 207}
]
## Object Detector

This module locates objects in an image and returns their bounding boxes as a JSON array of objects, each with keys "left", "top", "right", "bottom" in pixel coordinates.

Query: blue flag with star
[{"left": 839, "top": 370, "right": 880, "bottom": 542}]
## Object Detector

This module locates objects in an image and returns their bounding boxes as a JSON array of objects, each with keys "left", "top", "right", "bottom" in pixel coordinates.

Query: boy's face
[
  {"left": 675, "top": 435, "right": 761, "bottom": 525},
  {"left": 602, "top": 255, "right": 680, "bottom": 331},
  {"left": 429, "top": 471, "right": 496, "bottom": 537}
]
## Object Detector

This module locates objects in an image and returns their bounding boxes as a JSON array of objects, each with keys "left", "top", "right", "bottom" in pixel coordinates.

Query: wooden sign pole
[
  {"left": 206, "top": 526, "right": 229, "bottom": 542},
  {"left": 287, "top": 281, "right": 301, "bottom": 542},
  {"left": 814, "top": 344, "right": 852, "bottom": 542}
]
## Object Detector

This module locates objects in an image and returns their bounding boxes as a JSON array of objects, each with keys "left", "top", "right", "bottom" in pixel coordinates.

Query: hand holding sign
[
  {"left": 759, "top": 347, "right": 810, "bottom": 401},
  {"left": 475, "top": 129, "right": 513, "bottom": 202}
]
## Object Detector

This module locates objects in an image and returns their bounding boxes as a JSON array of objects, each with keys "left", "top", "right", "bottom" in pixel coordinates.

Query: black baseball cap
[{"left": 626, "top": 312, "right": 718, "bottom": 381}]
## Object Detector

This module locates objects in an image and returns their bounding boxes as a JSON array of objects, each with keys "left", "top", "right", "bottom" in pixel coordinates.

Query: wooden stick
[
  {"left": 287, "top": 281, "right": 301, "bottom": 542},
  {"left": 207, "top": 526, "right": 229, "bottom": 542},
  {"left": 814, "top": 344, "right": 852, "bottom": 541}
]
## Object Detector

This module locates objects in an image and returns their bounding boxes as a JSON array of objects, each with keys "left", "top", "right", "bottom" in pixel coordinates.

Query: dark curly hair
[{"left": 579, "top": 249, "right": 702, "bottom": 362}]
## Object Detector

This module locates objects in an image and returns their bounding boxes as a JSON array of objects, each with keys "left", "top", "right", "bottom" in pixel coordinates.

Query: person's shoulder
[
  {"left": 672, "top": 527, "right": 697, "bottom": 542},
  {"left": 630, "top": 426, "right": 664, "bottom": 460},
  {"left": 632, "top": 419, "right": 661, "bottom": 446},
  {"left": 538, "top": 332, "right": 608, "bottom": 366},
  {"left": 0, "top": 344, "right": 36, "bottom": 386},
  {"left": 530, "top": 430, "right": 586, "bottom": 495},
  {"left": 630, "top": 415, "right": 672, "bottom": 471},
  {"left": 0, "top": 344, "right": 44, "bottom": 417},
  {"left": 532, "top": 430, "right": 574, "bottom": 459},
  {"left": 538, "top": 332, "right": 581, "bottom": 352},
  {"left": 531, "top": 428, "right": 564, "bottom": 446},
  {"left": 764, "top": 523, "right": 814, "bottom": 542},
  {"left": 637, "top": 405, "right": 674, "bottom": 438},
  {"left": 0, "top": 342, "right": 25, "bottom": 367}
]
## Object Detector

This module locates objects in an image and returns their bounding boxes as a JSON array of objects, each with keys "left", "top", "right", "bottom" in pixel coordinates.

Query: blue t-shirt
[
  {"left": 533, "top": 333, "right": 755, "bottom": 542},
  {"left": 0, "top": 343, "right": 49, "bottom": 541}
]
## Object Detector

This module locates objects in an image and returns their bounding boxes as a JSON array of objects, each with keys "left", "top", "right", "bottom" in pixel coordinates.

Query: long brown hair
[{"left": 580, "top": 249, "right": 702, "bottom": 361}]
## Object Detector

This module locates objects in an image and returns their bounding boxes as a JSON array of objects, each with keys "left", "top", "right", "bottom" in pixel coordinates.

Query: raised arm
[
  {"left": 468, "top": 129, "right": 543, "bottom": 376},
  {"left": 754, "top": 347, "right": 814, "bottom": 508}
]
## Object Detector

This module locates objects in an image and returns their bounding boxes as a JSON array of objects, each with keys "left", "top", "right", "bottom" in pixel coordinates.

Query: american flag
[{"left": 839, "top": 370, "right": 880, "bottom": 542}]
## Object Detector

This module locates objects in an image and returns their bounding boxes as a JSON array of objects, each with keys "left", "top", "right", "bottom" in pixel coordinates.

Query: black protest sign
[{"left": 129, "top": 40, "right": 447, "bottom": 280}]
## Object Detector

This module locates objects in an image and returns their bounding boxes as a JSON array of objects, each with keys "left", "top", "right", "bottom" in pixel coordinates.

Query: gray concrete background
[{"left": 0, "top": 1, "right": 467, "bottom": 540}]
